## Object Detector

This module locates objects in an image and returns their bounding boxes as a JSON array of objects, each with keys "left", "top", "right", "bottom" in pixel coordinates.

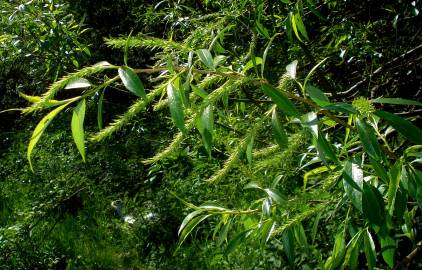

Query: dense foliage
[{"left": 1, "top": 0, "right": 422, "bottom": 269}]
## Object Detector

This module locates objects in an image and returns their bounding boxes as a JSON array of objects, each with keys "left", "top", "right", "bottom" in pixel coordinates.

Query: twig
[{"left": 392, "top": 244, "right": 422, "bottom": 270}]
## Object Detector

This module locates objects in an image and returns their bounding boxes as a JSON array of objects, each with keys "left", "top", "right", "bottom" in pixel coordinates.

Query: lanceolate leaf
[
  {"left": 167, "top": 82, "right": 185, "bottom": 132},
  {"left": 246, "top": 133, "right": 254, "bottom": 164},
  {"left": 118, "top": 66, "right": 146, "bottom": 98},
  {"left": 64, "top": 78, "right": 91, "bottom": 89},
  {"left": 97, "top": 89, "right": 105, "bottom": 130},
  {"left": 272, "top": 109, "right": 288, "bottom": 149},
  {"left": 375, "top": 110, "right": 422, "bottom": 145},
  {"left": 196, "top": 105, "right": 214, "bottom": 157},
  {"left": 380, "top": 236, "right": 395, "bottom": 268},
  {"left": 306, "top": 85, "right": 330, "bottom": 106},
  {"left": 364, "top": 229, "right": 376, "bottom": 270},
  {"left": 71, "top": 99, "right": 87, "bottom": 162},
  {"left": 356, "top": 117, "right": 382, "bottom": 161},
  {"left": 362, "top": 182, "right": 385, "bottom": 226},
  {"left": 225, "top": 229, "right": 253, "bottom": 256},
  {"left": 343, "top": 160, "right": 363, "bottom": 212},
  {"left": 282, "top": 227, "right": 296, "bottom": 265},
  {"left": 387, "top": 160, "right": 402, "bottom": 215},
  {"left": 316, "top": 134, "right": 339, "bottom": 164},
  {"left": 28, "top": 100, "right": 75, "bottom": 171},
  {"left": 261, "top": 84, "right": 299, "bottom": 117},
  {"left": 178, "top": 214, "right": 212, "bottom": 248},
  {"left": 196, "top": 49, "right": 215, "bottom": 70},
  {"left": 372, "top": 97, "right": 422, "bottom": 107}
]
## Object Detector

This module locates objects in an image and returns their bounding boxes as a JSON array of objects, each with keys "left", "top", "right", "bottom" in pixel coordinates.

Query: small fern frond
[
  {"left": 105, "top": 36, "right": 192, "bottom": 53},
  {"left": 90, "top": 86, "right": 163, "bottom": 142}
]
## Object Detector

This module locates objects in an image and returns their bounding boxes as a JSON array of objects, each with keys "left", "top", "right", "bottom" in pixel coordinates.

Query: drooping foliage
[{"left": 1, "top": 0, "right": 422, "bottom": 269}]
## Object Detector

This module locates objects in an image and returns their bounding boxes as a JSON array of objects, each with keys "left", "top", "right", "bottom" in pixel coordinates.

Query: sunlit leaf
[
  {"left": 167, "top": 82, "right": 185, "bottom": 132},
  {"left": 343, "top": 159, "right": 363, "bottom": 212},
  {"left": 380, "top": 236, "right": 395, "bottom": 268},
  {"left": 64, "top": 78, "right": 91, "bottom": 89},
  {"left": 286, "top": 60, "right": 298, "bottom": 78},
  {"left": 196, "top": 105, "right": 214, "bottom": 156},
  {"left": 246, "top": 133, "right": 254, "bottom": 164},
  {"left": 71, "top": 99, "right": 86, "bottom": 162},
  {"left": 387, "top": 160, "right": 402, "bottom": 215},
  {"left": 364, "top": 229, "right": 376, "bottom": 270},
  {"left": 28, "top": 100, "right": 75, "bottom": 171},
  {"left": 196, "top": 49, "right": 214, "bottom": 70},
  {"left": 356, "top": 117, "right": 382, "bottom": 162},
  {"left": 118, "top": 66, "right": 146, "bottom": 98}
]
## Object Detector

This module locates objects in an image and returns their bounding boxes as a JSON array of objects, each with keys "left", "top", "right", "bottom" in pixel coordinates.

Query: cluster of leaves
[{"left": 2, "top": 0, "right": 422, "bottom": 269}]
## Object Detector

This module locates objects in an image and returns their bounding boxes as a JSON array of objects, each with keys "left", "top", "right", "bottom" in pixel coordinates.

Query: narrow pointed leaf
[
  {"left": 282, "top": 227, "right": 296, "bottom": 264},
  {"left": 178, "top": 214, "right": 212, "bottom": 247},
  {"left": 306, "top": 85, "right": 330, "bottom": 106},
  {"left": 64, "top": 78, "right": 91, "bottom": 89},
  {"left": 364, "top": 230, "right": 376, "bottom": 270},
  {"left": 372, "top": 98, "right": 422, "bottom": 107},
  {"left": 375, "top": 110, "right": 422, "bottom": 145},
  {"left": 196, "top": 105, "right": 214, "bottom": 156},
  {"left": 225, "top": 229, "right": 253, "bottom": 256},
  {"left": 217, "top": 218, "right": 232, "bottom": 246},
  {"left": 118, "top": 66, "right": 146, "bottom": 98},
  {"left": 261, "top": 84, "right": 299, "bottom": 117},
  {"left": 380, "top": 236, "right": 395, "bottom": 268},
  {"left": 191, "top": 84, "right": 208, "bottom": 99},
  {"left": 317, "top": 134, "right": 339, "bottom": 164},
  {"left": 196, "top": 49, "right": 214, "bottom": 70},
  {"left": 246, "top": 133, "right": 254, "bottom": 164},
  {"left": 343, "top": 160, "right": 363, "bottom": 212},
  {"left": 272, "top": 109, "right": 288, "bottom": 149},
  {"left": 356, "top": 117, "right": 382, "bottom": 161},
  {"left": 387, "top": 161, "right": 402, "bottom": 215},
  {"left": 362, "top": 182, "right": 385, "bottom": 226},
  {"left": 178, "top": 210, "right": 204, "bottom": 236},
  {"left": 28, "top": 101, "right": 74, "bottom": 171},
  {"left": 97, "top": 90, "right": 105, "bottom": 130},
  {"left": 71, "top": 99, "right": 86, "bottom": 162},
  {"left": 264, "top": 188, "right": 286, "bottom": 204},
  {"left": 167, "top": 82, "right": 185, "bottom": 132},
  {"left": 260, "top": 220, "right": 276, "bottom": 245}
]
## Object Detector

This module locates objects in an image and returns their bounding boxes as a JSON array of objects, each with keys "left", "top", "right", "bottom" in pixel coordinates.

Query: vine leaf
[
  {"left": 28, "top": 100, "right": 75, "bottom": 171},
  {"left": 71, "top": 99, "right": 87, "bottom": 162},
  {"left": 375, "top": 110, "right": 422, "bottom": 145},
  {"left": 118, "top": 66, "right": 146, "bottom": 98},
  {"left": 167, "top": 82, "right": 185, "bottom": 132}
]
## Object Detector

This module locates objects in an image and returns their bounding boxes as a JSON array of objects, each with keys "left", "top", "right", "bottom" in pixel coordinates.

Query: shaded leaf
[
  {"left": 356, "top": 117, "right": 382, "bottom": 161},
  {"left": 364, "top": 229, "right": 376, "bottom": 270},
  {"left": 387, "top": 161, "right": 402, "bottom": 215},
  {"left": 282, "top": 227, "right": 296, "bottom": 265},
  {"left": 272, "top": 109, "right": 288, "bottom": 149},
  {"left": 196, "top": 105, "right": 214, "bottom": 156},
  {"left": 97, "top": 89, "right": 105, "bottom": 130},
  {"left": 372, "top": 98, "right": 422, "bottom": 107},
  {"left": 362, "top": 182, "right": 385, "bottom": 226},
  {"left": 225, "top": 229, "right": 253, "bottom": 256},
  {"left": 261, "top": 84, "right": 299, "bottom": 117},
  {"left": 380, "top": 236, "right": 395, "bottom": 268},
  {"left": 306, "top": 85, "right": 330, "bottom": 106},
  {"left": 375, "top": 110, "right": 422, "bottom": 145},
  {"left": 323, "top": 103, "right": 357, "bottom": 114}
]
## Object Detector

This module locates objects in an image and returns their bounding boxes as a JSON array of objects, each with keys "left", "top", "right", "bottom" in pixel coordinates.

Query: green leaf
[
  {"left": 246, "top": 133, "right": 254, "bottom": 164},
  {"left": 118, "top": 66, "right": 146, "bottom": 98},
  {"left": 167, "top": 82, "right": 185, "bottom": 132},
  {"left": 178, "top": 213, "right": 212, "bottom": 248},
  {"left": 341, "top": 229, "right": 363, "bottom": 270},
  {"left": 71, "top": 99, "right": 87, "bottom": 162},
  {"left": 282, "top": 227, "right": 296, "bottom": 265},
  {"left": 64, "top": 78, "right": 91, "bottom": 89},
  {"left": 191, "top": 84, "right": 208, "bottom": 99},
  {"left": 369, "top": 157, "right": 389, "bottom": 183},
  {"left": 371, "top": 98, "right": 422, "bottom": 107},
  {"left": 217, "top": 218, "right": 232, "bottom": 246},
  {"left": 97, "top": 90, "right": 105, "bottom": 130},
  {"left": 311, "top": 212, "right": 322, "bottom": 244},
  {"left": 196, "top": 105, "right": 214, "bottom": 157},
  {"left": 364, "top": 229, "right": 376, "bottom": 270},
  {"left": 260, "top": 219, "right": 276, "bottom": 245},
  {"left": 306, "top": 85, "right": 330, "bottom": 106},
  {"left": 225, "top": 229, "right": 253, "bottom": 256},
  {"left": 294, "top": 12, "right": 309, "bottom": 41},
  {"left": 316, "top": 134, "right": 339, "bottom": 164},
  {"left": 261, "top": 34, "right": 280, "bottom": 78},
  {"left": 380, "top": 236, "right": 395, "bottom": 268},
  {"left": 343, "top": 160, "right": 363, "bottom": 212},
  {"left": 286, "top": 60, "right": 298, "bottom": 79},
  {"left": 261, "top": 84, "right": 299, "bottom": 117},
  {"left": 387, "top": 161, "right": 402, "bottom": 216},
  {"left": 272, "top": 109, "right": 288, "bottom": 149},
  {"left": 362, "top": 182, "right": 385, "bottom": 226},
  {"left": 356, "top": 117, "right": 382, "bottom": 162},
  {"left": 375, "top": 110, "right": 422, "bottom": 145},
  {"left": 294, "top": 223, "right": 309, "bottom": 252},
  {"left": 324, "top": 103, "right": 357, "bottom": 114},
  {"left": 196, "top": 49, "right": 215, "bottom": 70},
  {"left": 263, "top": 188, "right": 286, "bottom": 204},
  {"left": 330, "top": 231, "right": 346, "bottom": 269},
  {"left": 28, "top": 101, "right": 75, "bottom": 171},
  {"left": 243, "top": 57, "right": 263, "bottom": 73},
  {"left": 256, "top": 21, "right": 270, "bottom": 39},
  {"left": 301, "top": 111, "right": 318, "bottom": 137},
  {"left": 123, "top": 30, "right": 133, "bottom": 66},
  {"left": 291, "top": 13, "right": 304, "bottom": 42}
]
